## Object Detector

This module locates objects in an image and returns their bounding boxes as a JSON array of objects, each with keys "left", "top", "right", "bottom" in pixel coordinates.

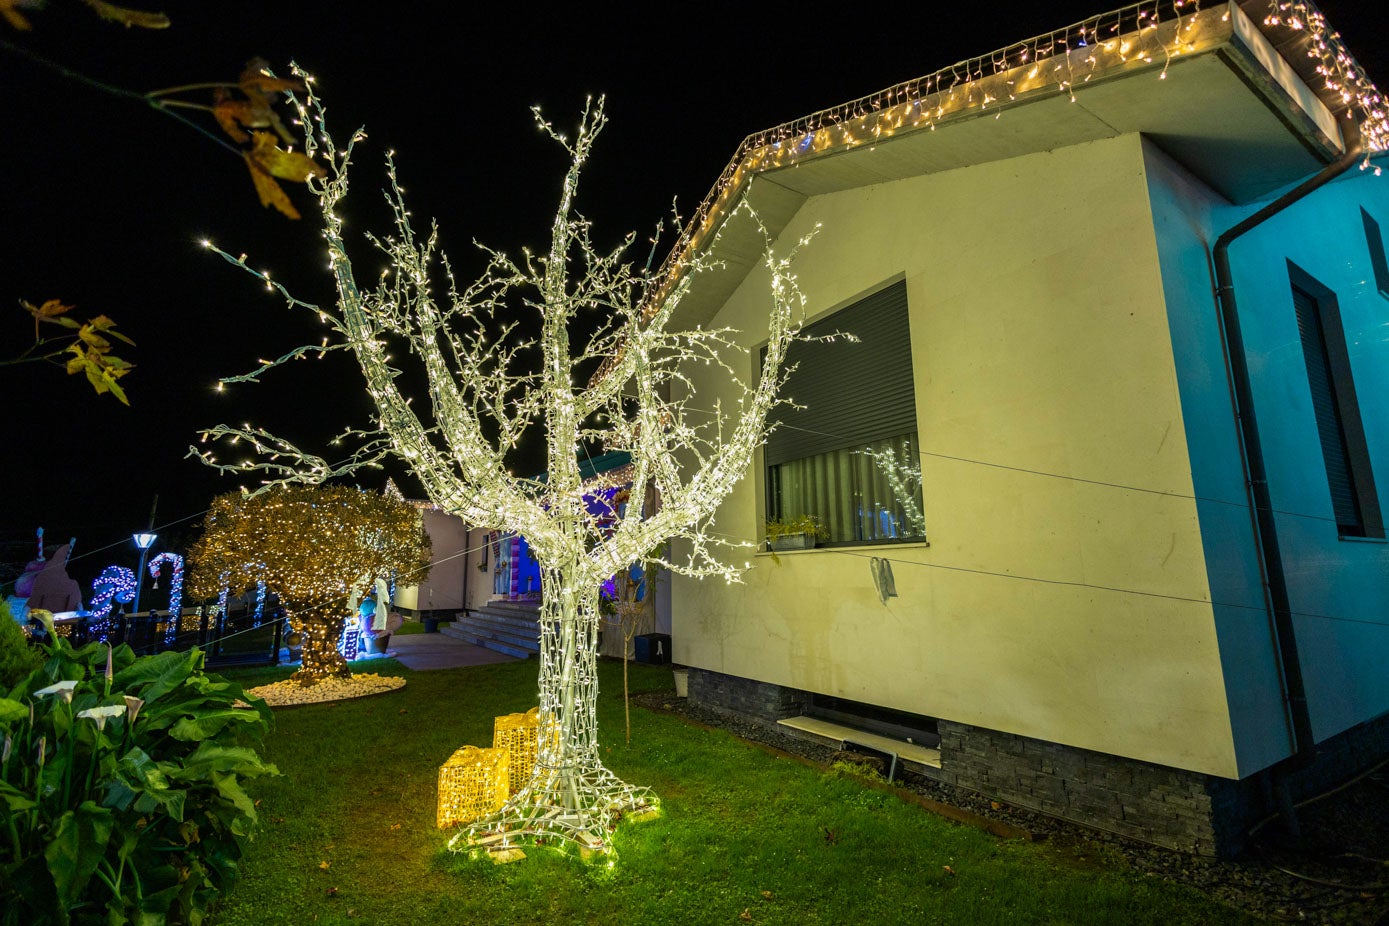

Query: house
[
  {"left": 667, "top": 0, "right": 1389, "bottom": 855},
  {"left": 391, "top": 500, "right": 475, "bottom": 619}
]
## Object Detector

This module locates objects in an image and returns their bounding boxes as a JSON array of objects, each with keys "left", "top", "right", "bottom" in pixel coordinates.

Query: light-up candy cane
[
  {"left": 89, "top": 566, "right": 136, "bottom": 643},
  {"left": 148, "top": 553, "right": 184, "bottom": 645}
]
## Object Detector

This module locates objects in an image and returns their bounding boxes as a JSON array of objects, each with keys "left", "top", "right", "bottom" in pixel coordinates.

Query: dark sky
[{"left": 2, "top": 0, "right": 1386, "bottom": 588}]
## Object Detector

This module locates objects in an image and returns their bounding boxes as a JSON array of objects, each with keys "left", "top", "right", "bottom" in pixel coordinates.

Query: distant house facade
[
  {"left": 393, "top": 503, "right": 474, "bottom": 618},
  {"left": 668, "top": 1, "right": 1389, "bottom": 854}
]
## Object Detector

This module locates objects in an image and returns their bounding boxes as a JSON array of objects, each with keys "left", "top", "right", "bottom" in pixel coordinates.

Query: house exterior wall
[
  {"left": 674, "top": 132, "right": 1242, "bottom": 778},
  {"left": 1145, "top": 139, "right": 1389, "bottom": 774},
  {"left": 395, "top": 508, "right": 471, "bottom": 616}
]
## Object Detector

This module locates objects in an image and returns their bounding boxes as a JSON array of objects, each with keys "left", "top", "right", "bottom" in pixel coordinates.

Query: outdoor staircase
[{"left": 442, "top": 600, "right": 541, "bottom": 658}]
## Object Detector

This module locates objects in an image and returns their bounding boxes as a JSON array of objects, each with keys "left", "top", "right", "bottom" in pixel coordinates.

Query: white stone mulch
[{"left": 245, "top": 672, "right": 406, "bottom": 707}]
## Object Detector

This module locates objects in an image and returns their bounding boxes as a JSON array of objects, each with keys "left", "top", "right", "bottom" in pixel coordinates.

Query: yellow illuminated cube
[
  {"left": 492, "top": 708, "right": 541, "bottom": 796},
  {"left": 436, "top": 745, "right": 509, "bottom": 828}
]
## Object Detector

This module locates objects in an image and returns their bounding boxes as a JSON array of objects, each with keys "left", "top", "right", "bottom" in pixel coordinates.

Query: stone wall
[
  {"left": 934, "top": 720, "right": 1252, "bottom": 855},
  {"left": 687, "top": 666, "right": 1389, "bottom": 858},
  {"left": 686, "top": 667, "right": 808, "bottom": 724}
]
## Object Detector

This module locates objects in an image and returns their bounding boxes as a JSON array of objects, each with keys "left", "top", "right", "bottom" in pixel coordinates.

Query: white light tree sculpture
[{"left": 191, "top": 70, "right": 811, "bottom": 856}]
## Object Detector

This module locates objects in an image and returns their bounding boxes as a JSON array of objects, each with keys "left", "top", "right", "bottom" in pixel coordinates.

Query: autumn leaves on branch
[{"left": 6, "top": 2, "right": 328, "bottom": 398}]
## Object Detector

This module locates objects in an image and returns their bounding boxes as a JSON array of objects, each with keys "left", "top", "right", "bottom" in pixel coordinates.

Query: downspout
[
  {"left": 1211, "top": 141, "right": 1364, "bottom": 773},
  {"left": 461, "top": 525, "right": 470, "bottom": 619}
]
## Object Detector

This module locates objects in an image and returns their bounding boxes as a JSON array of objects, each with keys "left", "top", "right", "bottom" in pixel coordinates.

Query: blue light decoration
[
  {"left": 89, "top": 566, "right": 136, "bottom": 642},
  {"left": 252, "top": 580, "right": 267, "bottom": 627},
  {"left": 338, "top": 614, "right": 360, "bottom": 661},
  {"left": 216, "top": 571, "right": 231, "bottom": 631},
  {"left": 148, "top": 552, "right": 185, "bottom": 644}
]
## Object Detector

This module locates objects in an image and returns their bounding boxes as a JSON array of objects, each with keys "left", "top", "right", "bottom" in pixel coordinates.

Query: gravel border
[
  {"left": 636, "top": 691, "right": 1389, "bottom": 925},
  {"left": 246, "top": 672, "right": 406, "bottom": 708}
]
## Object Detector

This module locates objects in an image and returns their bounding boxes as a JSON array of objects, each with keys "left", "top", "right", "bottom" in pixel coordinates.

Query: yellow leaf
[
  {"left": 78, "top": 0, "right": 170, "bottom": 29},
  {"left": 213, "top": 97, "right": 257, "bottom": 144},
  {"left": 23, "top": 298, "right": 75, "bottom": 319},
  {"left": 78, "top": 326, "right": 112, "bottom": 351},
  {"left": 318, "top": 860, "right": 330, "bottom": 870},
  {"left": 87, "top": 315, "right": 136, "bottom": 345},
  {"left": 247, "top": 131, "right": 326, "bottom": 183},
  {"left": 0, "top": 0, "right": 31, "bottom": 30},
  {"left": 243, "top": 154, "right": 301, "bottom": 220}
]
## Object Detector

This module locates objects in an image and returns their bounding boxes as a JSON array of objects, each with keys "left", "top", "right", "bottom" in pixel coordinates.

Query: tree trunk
[
  {"left": 457, "top": 567, "right": 656, "bottom": 855},
  {"left": 290, "top": 600, "right": 351, "bottom": 683}
]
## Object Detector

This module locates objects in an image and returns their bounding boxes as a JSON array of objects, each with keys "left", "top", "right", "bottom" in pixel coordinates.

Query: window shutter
[{"left": 764, "top": 281, "right": 915, "bottom": 467}]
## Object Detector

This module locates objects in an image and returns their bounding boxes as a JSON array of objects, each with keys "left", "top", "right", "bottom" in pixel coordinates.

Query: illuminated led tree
[
  {"left": 186, "top": 485, "right": 431, "bottom": 682},
  {"left": 191, "top": 71, "right": 809, "bottom": 855}
]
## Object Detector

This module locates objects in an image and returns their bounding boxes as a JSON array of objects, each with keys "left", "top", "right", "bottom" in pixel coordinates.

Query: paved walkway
[{"left": 380, "top": 630, "right": 519, "bottom": 671}]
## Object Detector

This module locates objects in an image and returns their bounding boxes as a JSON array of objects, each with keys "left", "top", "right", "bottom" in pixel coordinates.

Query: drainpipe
[
  {"left": 461, "top": 525, "right": 470, "bottom": 619},
  {"left": 1211, "top": 141, "right": 1363, "bottom": 788}
]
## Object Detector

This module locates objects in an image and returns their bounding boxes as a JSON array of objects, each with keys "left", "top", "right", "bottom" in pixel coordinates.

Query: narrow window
[
  {"left": 1362, "top": 207, "right": 1389, "bottom": 299},
  {"left": 1288, "top": 262, "right": 1383, "bottom": 538}
]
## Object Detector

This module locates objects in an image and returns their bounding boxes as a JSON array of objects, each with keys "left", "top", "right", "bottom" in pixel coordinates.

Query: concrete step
[
  {"left": 443, "top": 612, "right": 540, "bottom": 659},
  {"left": 467, "top": 608, "right": 541, "bottom": 635}
]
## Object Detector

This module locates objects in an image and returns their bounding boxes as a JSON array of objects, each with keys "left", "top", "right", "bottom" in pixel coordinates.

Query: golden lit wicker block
[
  {"left": 492, "top": 708, "right": 540, "bottom": 796},
  {"left": 436, "top": 746, "right": 510, "bottom": 828}
]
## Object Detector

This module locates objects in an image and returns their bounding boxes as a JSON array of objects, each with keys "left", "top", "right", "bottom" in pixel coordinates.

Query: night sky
[{"left": 2, "top": 0, "right": 1386, "bottom": 589}]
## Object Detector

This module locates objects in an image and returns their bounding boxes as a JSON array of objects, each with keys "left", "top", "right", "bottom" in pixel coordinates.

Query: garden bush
[
  {"left": 0, "top": 600, "right": 43, "bottom": 689},
  {"left": 0, "top": 610, "right": 279, "bottom": 925}
]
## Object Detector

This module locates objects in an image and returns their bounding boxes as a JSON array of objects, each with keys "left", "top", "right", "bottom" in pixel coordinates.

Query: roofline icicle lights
[{"left": 627, "top": 0, "right": 1386, "bottom": 336}]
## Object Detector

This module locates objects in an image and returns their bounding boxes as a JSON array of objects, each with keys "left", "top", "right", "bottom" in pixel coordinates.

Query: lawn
[{"left": 211, "top": 659, "right": 1255, "bottom": 926}]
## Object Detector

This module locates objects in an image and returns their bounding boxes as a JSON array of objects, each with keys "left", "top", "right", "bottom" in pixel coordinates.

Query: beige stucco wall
[
  {"left": 395, "top": 508, "right": 471, "bottom": 614},
  {"left": 674, "top": 133, "right": 1241, "bottom": 777}
]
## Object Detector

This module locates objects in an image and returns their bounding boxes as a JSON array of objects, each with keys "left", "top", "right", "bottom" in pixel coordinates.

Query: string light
[
  {"left": 185, "top": 0, "right": 1385, "bottom": 854},
  {"left": 148, "top": 552, "right": 185, "bottom": 644},
  {"left": 88, "top": 566, "right": 136, "bottom": 641}
]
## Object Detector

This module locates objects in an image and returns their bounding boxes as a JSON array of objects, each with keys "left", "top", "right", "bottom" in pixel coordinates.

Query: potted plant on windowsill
[{"left": 765, "top": 515, "right": 828, "bottom": 553}]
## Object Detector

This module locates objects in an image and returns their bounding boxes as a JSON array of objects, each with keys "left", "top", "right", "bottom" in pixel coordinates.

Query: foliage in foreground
[
  {"left": 0, "top": 600, "right": 43, "bottom": 689},
  {"left": 0, "top": 613, "right": 278, "bottom": 926},
  {"left": 209, "top": 658, "right": 1255, "bottom": 926}
]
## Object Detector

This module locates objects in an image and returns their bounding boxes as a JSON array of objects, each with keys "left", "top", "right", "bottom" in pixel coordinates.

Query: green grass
[{"left": 210, "top": 660, "right": 1256, "bottom": 926}]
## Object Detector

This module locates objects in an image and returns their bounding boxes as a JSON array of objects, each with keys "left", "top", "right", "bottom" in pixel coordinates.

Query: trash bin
[{"left": 634, "top": 633, "right": 671, "bottom": 665}]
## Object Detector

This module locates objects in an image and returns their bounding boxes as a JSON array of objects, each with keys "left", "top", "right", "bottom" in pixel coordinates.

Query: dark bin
[{"left": 634, "top": 633, "right": 671, "bottom": 665}]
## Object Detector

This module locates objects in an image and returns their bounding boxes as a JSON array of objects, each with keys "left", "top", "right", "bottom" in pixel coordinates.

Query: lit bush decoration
[
  {"left": 186, "top": 485, "right": 431, "bottom": 683},
  {"left": 148, "top": 552, "right": 185, "bottom": 644},
  {"left": 88, "top": 566, "right": 136, "bottom": 641},
  {"left": 437, "top": 746, "right": 510, "bottom": 829}
]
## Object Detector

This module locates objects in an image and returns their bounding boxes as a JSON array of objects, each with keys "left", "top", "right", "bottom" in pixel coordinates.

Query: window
[
  {"left": 763, "top": 280, "right": 925, "bottom": 544},
  {"left": 1288, "top": 262, "right": 1383, "bottom": 538},
  {"left": 1362, "top": 207, "right": 1389, "bottom": 299}
]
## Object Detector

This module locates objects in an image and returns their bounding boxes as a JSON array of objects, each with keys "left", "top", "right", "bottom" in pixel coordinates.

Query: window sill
[
  {"left": 755, "top": 540, "right": 931, "bottom": 558},
  {"left": 1337, "top": 533, "right": 1388, "bottom": 544}
]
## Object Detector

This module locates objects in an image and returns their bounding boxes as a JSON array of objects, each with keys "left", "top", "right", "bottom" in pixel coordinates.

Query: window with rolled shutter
[{"left": 762, "top": 280, "right": 925, "bottom": 545}]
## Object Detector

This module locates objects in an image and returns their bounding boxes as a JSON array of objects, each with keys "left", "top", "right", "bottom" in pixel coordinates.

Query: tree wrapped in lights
[
  {"left": 186, "top": 485, "right": 431, "bottom": 682},
  {"left": 191, "top": 71, "right": 809, "bottom": 855}
]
